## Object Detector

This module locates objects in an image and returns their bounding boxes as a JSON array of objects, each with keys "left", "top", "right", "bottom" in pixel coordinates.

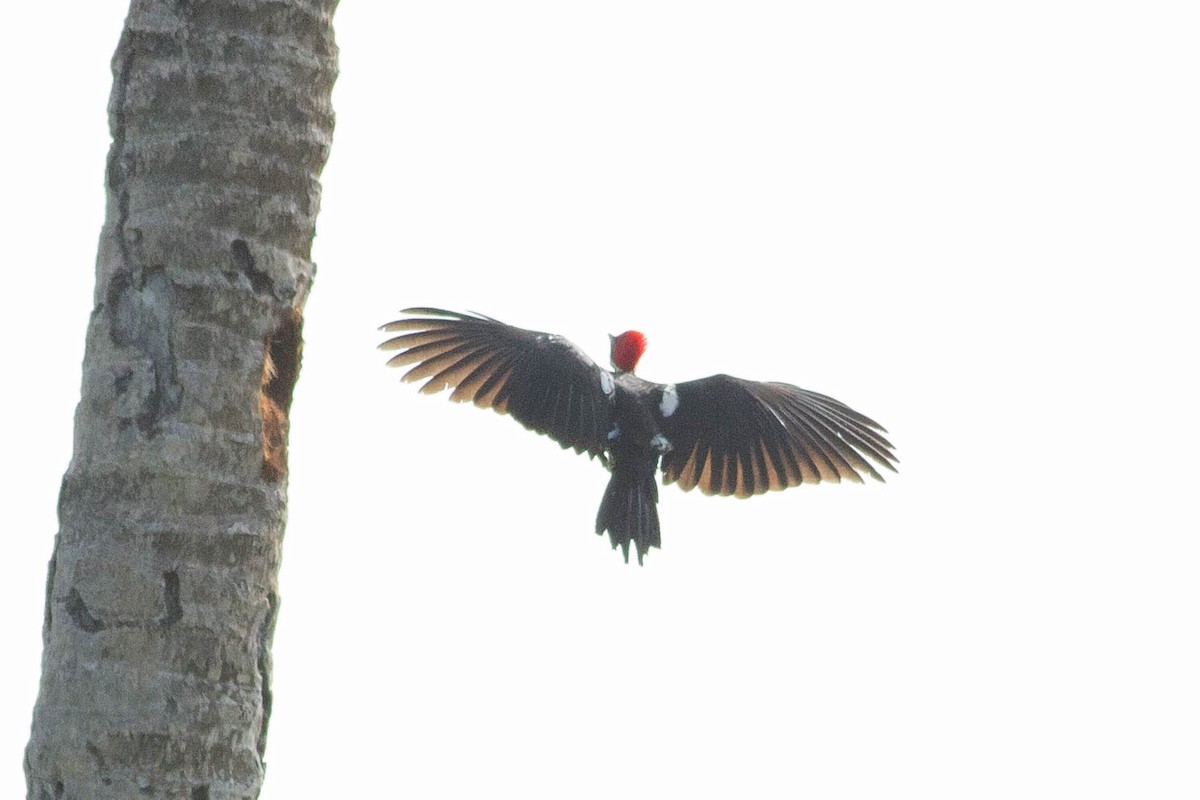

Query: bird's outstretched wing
[
  {"left": 659, "top": 375, "right": 897, "bottom": 498},
  {"left": 380, "top": 308, "right": 614, "bottom": 458}
]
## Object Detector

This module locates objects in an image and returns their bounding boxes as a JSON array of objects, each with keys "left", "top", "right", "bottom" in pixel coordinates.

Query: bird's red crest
[{"left": 610, "top": 330, "right": 647, "bottom": 373}]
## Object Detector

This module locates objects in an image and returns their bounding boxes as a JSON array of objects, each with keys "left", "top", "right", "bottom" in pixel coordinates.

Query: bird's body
[
  {"left": 597, "top": 370, "right": 672, "bottom": 560},
  {"left": 380, "top": 308, "right": 897, "bottom": 563}
]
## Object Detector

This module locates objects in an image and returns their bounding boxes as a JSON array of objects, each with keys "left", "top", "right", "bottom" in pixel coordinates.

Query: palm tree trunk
[{"left": 25, "top": 2, "right": 338, "bottom": 797}]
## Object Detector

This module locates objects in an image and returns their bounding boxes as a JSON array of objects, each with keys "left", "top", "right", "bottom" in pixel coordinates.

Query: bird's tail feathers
[{"left": 595, "top": 464, "right": 661, "bottom": 565}]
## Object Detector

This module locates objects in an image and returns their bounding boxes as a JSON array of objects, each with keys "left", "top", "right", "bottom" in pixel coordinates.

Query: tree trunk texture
[{"left": 25, "top": 2, "right": 337, "bottom": 798}]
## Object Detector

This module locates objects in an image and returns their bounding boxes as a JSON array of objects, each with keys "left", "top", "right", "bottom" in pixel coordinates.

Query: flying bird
[{"left": 380, "top": 308, "right": 897, "bottom": 563}]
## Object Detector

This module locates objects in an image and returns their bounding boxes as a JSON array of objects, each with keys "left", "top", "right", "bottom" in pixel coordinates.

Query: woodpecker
[{"left": 380, "top": 307, "right": 897, "bottom": 564}]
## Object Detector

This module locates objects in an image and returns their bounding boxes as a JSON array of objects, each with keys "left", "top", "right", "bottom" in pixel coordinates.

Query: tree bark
[{"left": 25, "top": 2, "right": 337, "bottom": 798}]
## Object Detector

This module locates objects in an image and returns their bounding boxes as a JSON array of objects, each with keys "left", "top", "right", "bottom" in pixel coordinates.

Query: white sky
[{"left": 3, "top": 2, "right": 1198, "bottom": 798}]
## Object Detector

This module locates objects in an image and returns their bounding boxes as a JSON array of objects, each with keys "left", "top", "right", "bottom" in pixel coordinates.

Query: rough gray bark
[{"left": 25, "top": 1, "right": 337, "bottom": 797}]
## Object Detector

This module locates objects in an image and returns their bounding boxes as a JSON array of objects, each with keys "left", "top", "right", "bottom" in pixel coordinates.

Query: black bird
[{"left": 380, "top": 308, "right": 897, "bottom": 563}]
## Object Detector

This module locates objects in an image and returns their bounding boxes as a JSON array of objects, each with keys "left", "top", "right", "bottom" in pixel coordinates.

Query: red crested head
[{"left": 609, "top": 330, "right": 647, "bottom": 373}]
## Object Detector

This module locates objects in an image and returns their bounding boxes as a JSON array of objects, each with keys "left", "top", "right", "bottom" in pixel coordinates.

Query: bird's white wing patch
[
  {"left": 600, "top": 371, "right": 615, "bottom": 396},
  {"left": 659, "top": 384, "right": 679, "bottom": 417}
]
